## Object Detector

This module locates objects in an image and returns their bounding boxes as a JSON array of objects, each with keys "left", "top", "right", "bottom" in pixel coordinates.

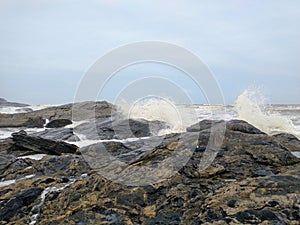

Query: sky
[{"left": 0, "top": 0, "right": 299, "bottom": 105}]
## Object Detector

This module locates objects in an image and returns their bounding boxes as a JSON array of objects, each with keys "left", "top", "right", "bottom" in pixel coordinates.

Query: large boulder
[
  {"left": 45, "top": 119, "right": 72, "bottom": 128},
  {"left": 187, "top": 119, "right": 266, "bottom": 135},
  {"left": 75, "top": 118, "right": 170, "bottom": 140}
]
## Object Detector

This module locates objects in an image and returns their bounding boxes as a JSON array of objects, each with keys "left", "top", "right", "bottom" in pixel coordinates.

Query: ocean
[{"left": 0, "top": 90, "right": 299, "bottom": 142}]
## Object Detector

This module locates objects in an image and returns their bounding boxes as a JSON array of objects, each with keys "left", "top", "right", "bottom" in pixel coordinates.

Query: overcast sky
[{"left": 0, "top": 0, "right": 299, "bottom": 104}]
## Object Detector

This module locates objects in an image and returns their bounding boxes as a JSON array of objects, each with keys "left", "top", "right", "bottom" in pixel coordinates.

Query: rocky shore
[{"left": 0, "top": 101, "right": 300, "bottom": 224}]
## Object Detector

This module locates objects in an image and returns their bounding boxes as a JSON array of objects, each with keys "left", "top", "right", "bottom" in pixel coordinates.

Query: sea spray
[
  {"left": 235, "top": 89, "right": 298, "bottom": 137},
  {"left": 116, "top": 97, "right": 197, "bottom": 134}
]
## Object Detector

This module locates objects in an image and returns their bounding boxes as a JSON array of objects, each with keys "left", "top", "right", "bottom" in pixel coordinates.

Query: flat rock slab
[
  {"left": 31, "top": 127, "right": 79, "bottom": 141},
  {"left": 11, "top": 130, "right": 78, "bottom": 155}
]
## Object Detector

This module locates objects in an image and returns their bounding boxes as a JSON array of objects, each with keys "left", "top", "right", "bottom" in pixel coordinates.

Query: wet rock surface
[{"left": 0, "top": 109, "right": 300, "bottom": 224}]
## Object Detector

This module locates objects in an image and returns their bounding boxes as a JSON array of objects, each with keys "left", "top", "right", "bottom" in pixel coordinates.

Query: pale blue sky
[{"left": 0, "top": 0, "right": 299, "bottom": 104}]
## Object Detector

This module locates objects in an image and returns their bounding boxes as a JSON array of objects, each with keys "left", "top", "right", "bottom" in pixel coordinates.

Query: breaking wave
[
  {"left": 235, "top": 89, "right": 299, "bottom": 137},
  {"left": 117, "top": 97, "right": 197, "bottom": 134}
]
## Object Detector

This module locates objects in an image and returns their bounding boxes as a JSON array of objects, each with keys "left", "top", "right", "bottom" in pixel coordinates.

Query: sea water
[{"left": 0, "top": 90, "right": 299, "bottom": 141}]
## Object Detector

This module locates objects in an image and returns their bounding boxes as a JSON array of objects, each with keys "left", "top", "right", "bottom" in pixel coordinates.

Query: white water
[
  {"left": 18, "top": 154, "right": 47, "bottom": 160},
  {"left": 0, "top": 104, "right": 57, "bottom": 114},
  {"left": 117, "top": 97, "right": 197, "bottom": 134},
  {"left": 236, "top": 89, "right": 299, "bottom": 138},
  {"left": 292, "top": 152, "right": 300, "bottom": 158},
  {"left": 69, "top": 132, "right": 151, "bottom": 148},
  {"left": 0, "top": 174, "right": 36, "bottom": 188},
  {"left": 0, "top": 127, "right": 46, "bottom": 141}
]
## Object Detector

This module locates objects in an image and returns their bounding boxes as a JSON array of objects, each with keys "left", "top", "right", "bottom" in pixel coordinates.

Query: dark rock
[
  {"left": 11, "top": 130, "right": 78, "bottom": 155},
  {"left": 226, "top": 120, "right": 266, "bottom": 134},
  {"left": 273, "top": 133, "right": 300, "bottom": 152},
  {"left": 0, "top": 153, "right": 15, "bottom": 175},
  {"left": 0, "top": 158, "right": 31, "bottom": 180},
  {"left": 235, "top": 209, "right": 279, "bottom": 223},
  {"left": 76, "top": 118, "right": 170, "bottom": 140},
  {"left": 0, "top": 138, "right": 14, "bottom": 152},
  {"left": 267, "top": 200, "right": 279, "bottom": 207},
  {"left": 180, "top": 128, "right": 300, "bottom": 180},
  {"left": 31, "top": 127, "right": 79, "bottom": 141},
  {"left": 254, "top": 169, "right": 274, "bottom": 177},
  {"left": 187, "top": 119, "right": 266, "bottom": 135},
  {"left": 0, "top": 187, "right": 43, "bottom": 222},
  {"left": 45, "top": 119, "right": 72, "bottom": 128},
  {"left": 186, "top": 119, "right": 225, "bottom": 132},
  {"left": 40, "top": 178, "right": 56, "bottom": 184},
  {"left": 45, "top": 191, "right": 59, "bottom": 201},
  {"left": 227, "top": 199, "right": 237, "bottom": 208},
  {"left": 34, "top": 155, "right": 90, "bottom": 177}
]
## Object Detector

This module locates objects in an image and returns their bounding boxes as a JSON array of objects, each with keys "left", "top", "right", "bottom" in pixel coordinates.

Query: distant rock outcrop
[
  {"left": 0, "top": 101, "right": 116, "bottom": 128},
  {"left": 0, "top": 98, "right": 29, "bottom": 107}
]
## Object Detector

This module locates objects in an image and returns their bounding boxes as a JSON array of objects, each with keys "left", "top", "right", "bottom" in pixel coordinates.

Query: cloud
[{"left": 0, "top": 0, "right": 299, "bottom": 104}]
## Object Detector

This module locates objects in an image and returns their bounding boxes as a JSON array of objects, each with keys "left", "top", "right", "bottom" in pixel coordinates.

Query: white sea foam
[
  {"left": 0, "top": 104, "right": 58, "bottom": 114},
  {"left": 0, "top": 179, "right": 16, "bottom": 188},
  {"left": 69, "top": 132, "right": 151, "bottom": 148},
  {"left": 65, "top": 120, "right": 90, "bottom": 129},
  {"left": 29, "top": 104, "right": 59, "bottom": 111},
  {"left": 117, "top": 97, "right": 197, "bottom": 133},
  {"left": 0, "top": 106, "right": 30, "bottom": 114},
  {"left": 0, "top": 128, "right": 19, "bottom": 140},
  {"left": 235, "top": 89, "right": 299, "bottom": 138},
  {"left": 18, "top": 154, "right": 47, "bottom": 160},
  {"left": 0, "top": 127, "right": 46, "bottom": 140},
  {"left": 292, "top": 152, "right": 300, "bottom": 158},
  {"left": 0, "top": 174, "right": 36, "bottom": 188}
]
